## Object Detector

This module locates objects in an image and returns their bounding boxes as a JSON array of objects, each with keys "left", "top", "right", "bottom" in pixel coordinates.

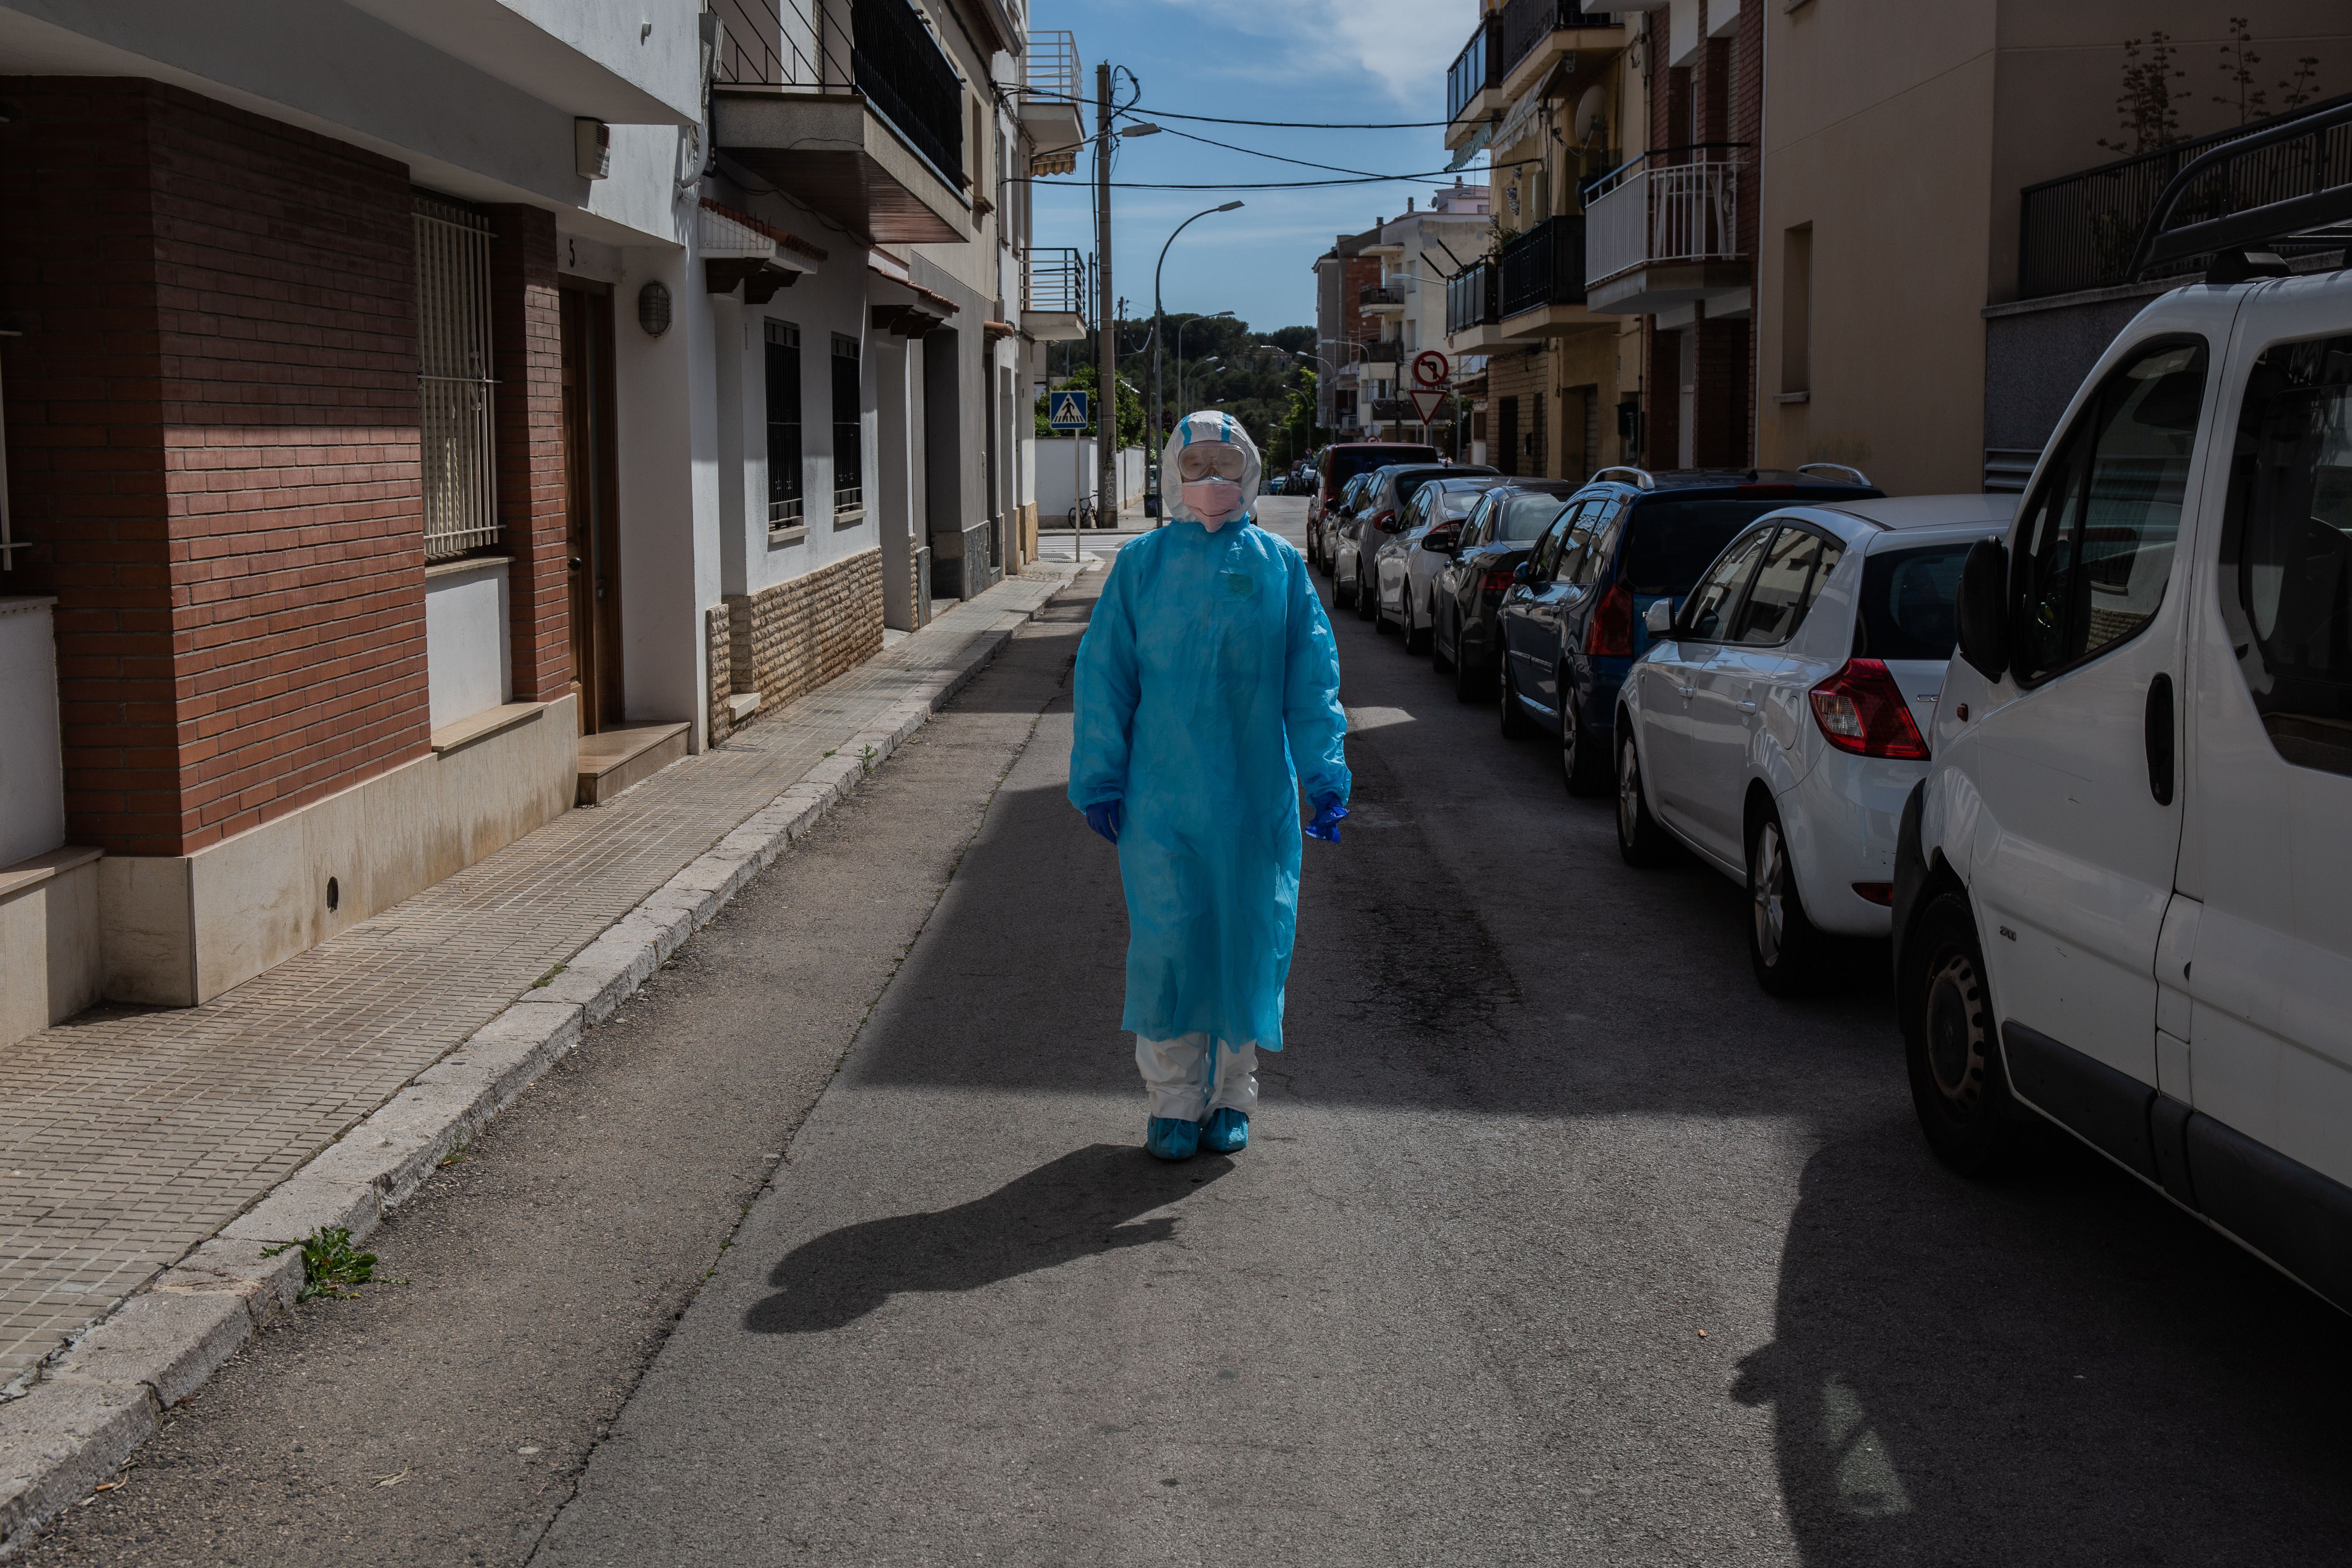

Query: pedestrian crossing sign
[{"left": 1048, "top": 390, "right": 1089, "bottom": 431}]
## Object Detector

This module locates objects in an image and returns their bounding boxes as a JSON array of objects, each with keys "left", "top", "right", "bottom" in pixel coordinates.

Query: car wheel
[
  {"left": 1356, "top": 567, "right": 1378, "bottom": 622},
  {"left": 1746, "top": 804, "right": 1823, "bottom": 995},
  {"left": 1498, "top": 659, "right": 1533, "bottom": 738},
  {"left": 1559, "top": 698, "right": 1605, "bottom": 797},
  {"left": 1430, "top": 604, "right": 1455, "bottom": 673},
  {"left": 1615, "top": 726, "right": 1676, "bottom": 866},
  {"left": 1404, "top": 594, "right": 1432, "bottom": 654},
  {"left": 1903, "top": 891, "right": 2029, "bottom": 1174},
  {"left": 1453, "top": 635, "right": 1487, "bottom": 702}
]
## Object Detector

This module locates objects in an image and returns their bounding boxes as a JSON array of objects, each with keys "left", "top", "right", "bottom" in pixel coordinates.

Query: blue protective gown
[{"left": 1068, "top": 516, "right": 1349, "bottom": 1052}]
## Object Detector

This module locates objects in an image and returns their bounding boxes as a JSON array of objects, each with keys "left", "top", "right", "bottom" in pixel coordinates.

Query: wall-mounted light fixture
[
  {"left": 639, "top": 279, "right": 672, "bottom": 337},
  {"left": 575, "top": 117, "right": 610, "bottom": 180}
]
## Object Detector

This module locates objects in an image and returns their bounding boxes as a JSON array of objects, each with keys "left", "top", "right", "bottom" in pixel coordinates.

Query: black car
[
  {"left": 1429, "top": 480, "right": 1585, "bottom": 699},
  {"left": 1494, "top": 467, "right": 1882, "bottom": 794}
]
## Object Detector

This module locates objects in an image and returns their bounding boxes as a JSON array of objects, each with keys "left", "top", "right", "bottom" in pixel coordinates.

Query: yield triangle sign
[{"left": 1409, "top": 389, "right": 1448, "bottom": 422}]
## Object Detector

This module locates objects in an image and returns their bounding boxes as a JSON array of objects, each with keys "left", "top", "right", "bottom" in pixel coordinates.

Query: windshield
[
  {"left": 1435, "top": 485, "right": 1496, "bottom": 520},
  {"left": 1499, "top": 493, "right": 1571, "bottom": 542},
  {"left": 1617, "top": 500, "right": 1792, "bottom": 595},
  {"left": 1852, "top": 542, "right": 1974, "bottom": 661},
  {"left": 1328, "top": 446, "right": 1440, "bottom": 486}
]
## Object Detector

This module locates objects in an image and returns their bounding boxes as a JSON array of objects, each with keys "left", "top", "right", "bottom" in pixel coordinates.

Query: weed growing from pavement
[
  {"left": 861, "top": 744, "right": 878, "bottom": 774},
  {"left": 531, "top": 963, "right": 566, "bottom": 988},
  {"left": 262, "top": 1226, "right": 405, "bottom": 1301}
]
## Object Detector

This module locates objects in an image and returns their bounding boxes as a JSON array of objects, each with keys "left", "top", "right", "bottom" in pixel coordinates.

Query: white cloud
[{"left": 1154, "top": 0, "right": 1464, "bottom": 107}]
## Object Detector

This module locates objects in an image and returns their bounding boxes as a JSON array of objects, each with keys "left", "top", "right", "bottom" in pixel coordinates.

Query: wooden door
[{"left": 560, "top": 284, "right": 623, "bottom": 731}]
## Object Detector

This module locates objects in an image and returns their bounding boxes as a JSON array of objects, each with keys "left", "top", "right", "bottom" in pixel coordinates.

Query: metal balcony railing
[
  {"left": 713, "top": 0, "right": 965, "bottom": 189},
  {"left": 1361, "top": 339, "right": 1404, "bottom": 364},
  {"left": 1371, "top": 399, "right": 1408, "bottom": 422},
  {"left": 1024, "top": 246, "right": 1086, "bottom": 314},
  {"left": 1447, "top": 14, "right": 1498, "bottom": 127},
  {"left": 1447, "top": 258, "right": 1500, "bottom": 335},
  {"left": 1359, "top": 284, "right": 1407, "bottom": 308},
  {"left": 1585, "top": 148, "right": 1745, "bottom": 289},
  {"left": 1024, "top": 28, "right": 1080, "bottom": 104},
  {"left": 1499, "top": 215, "right": 1587, "bottom": 317},
  {"left": 1498, "top": 0, "right": 1617, "bottom": 80},
  {"left": 2018, "top": 89, "right": 2352, "bottom": 298}
]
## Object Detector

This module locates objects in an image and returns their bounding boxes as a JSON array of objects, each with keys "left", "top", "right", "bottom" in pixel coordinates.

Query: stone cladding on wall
[
  {"left": 704, "top": 605, "right": 735, "bottom": 745},
  {"left": 707, "top": 548, "right": 884, "bottom": 745}
]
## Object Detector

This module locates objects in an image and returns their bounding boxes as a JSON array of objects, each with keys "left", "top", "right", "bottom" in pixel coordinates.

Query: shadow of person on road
[
  {"left": 743, "top": 1143, "right": 1231, "bottom": 1334},
  {"left": 1732, "top": 1123, "right": 2352, "bottom": 1564}
]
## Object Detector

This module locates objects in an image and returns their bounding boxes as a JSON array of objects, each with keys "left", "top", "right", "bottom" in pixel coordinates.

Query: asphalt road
[{"left": 31, "top": 498, "right": 2352, "bottom": 1566}]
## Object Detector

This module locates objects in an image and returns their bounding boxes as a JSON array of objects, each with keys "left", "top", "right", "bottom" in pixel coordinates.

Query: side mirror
[
  {"left": 1643, "top": 600, "right": 1675, "bottom": 637},
  {"left": 1428, "top": 529, "right": 1460, "bottom": 554},
  {"left": 1955, "top": 537, "right": 2010, "bottom": 682},
  {"left": 1511, "top": 561, "right": 1532, "bottom": 585}
]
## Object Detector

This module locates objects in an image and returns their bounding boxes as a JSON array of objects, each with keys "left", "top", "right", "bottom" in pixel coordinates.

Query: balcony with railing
[
  {"left": 1359, "top": 282, "right": 1409, "bottom": 314},
  {"left": 1021, "top": 246, "right": 1087, "bottom": 341},
  {"left": 711, "top": 0, "right": 971, "bottom": 245},
  {"left": 1447, "top": 258, "right": 1500, "bottom": 338},
  {"left": 1449, "top": 1, "right": 1622, "bottom": 156},
  {"left": 2018, "top": 89, "right": 2352, "bottom": 298},
  {"left": 1445, "top": 14, "right": 1500, "bottom": 146},
  {"left": 1500, "top": 214, "right": 1588, "bottom": 319},
  {"left": 1019, "top": 27, "right": 1086, "bottom": 177},
  {"left": 1583, "top": 147, "right": 1749, "bottom": 315}
]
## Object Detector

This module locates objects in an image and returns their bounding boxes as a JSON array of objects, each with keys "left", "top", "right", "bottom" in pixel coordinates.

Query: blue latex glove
[
  {"left": 1305, "top": 795, "right": 1348, "bottom": 844},
  {"left": 1084, "top": 799, "right": 1123, "bottom": 844}
]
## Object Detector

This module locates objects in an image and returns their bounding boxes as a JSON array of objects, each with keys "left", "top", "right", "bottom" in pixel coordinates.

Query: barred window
[
  {"left": 831, "top": 334, "right": 862, "bottom": 521},
  {"left": 766, "top": 320, "right": 803, "bottom": 531},
  {"left": 413, "top": 193, "right": 498, "bottom": 560}
]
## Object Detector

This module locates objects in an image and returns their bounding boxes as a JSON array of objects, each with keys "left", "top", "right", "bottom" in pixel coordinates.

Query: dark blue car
[{"left": 1495, "top": 468, "right": 1882, "bottom": 794}]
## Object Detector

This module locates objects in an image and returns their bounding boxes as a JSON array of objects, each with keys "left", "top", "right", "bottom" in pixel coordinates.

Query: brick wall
[
  {"left": 482, "top": 205, "right": 571, "bottom": 704},
  {"left": 1, "top": 79, "right": 427, "bottom": 857},
  {"left": 705, "top": 604, "right": 735, "bottom": 745},
  {"left": 711, "top": 549, "right": 886, "bottom": 745}
]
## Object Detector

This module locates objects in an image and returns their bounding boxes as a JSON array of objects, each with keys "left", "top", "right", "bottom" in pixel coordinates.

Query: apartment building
[
  {"left": 1439, "top": 0, "right": 1646, "bottom": 482},
  {"left": 0, "top": 0, "right": 1072, "bottom": 1046},
  {"left": 1753, "top": 2, "right": 2352, "bottom": 496}
]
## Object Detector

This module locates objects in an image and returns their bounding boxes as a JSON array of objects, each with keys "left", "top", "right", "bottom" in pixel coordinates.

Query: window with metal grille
[
  {"left": 413, "top": 193, "right": 498, "bottom": 560},
  {"left": 831, "top": 334, "right": 862, "bottom": 521},
  {"left": 766, "top": 320, "right": 803, "bottom": 530}
]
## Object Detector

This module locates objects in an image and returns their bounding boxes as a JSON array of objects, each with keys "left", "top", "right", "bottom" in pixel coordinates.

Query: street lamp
[
  {"left": 1181, "top": 354, "right": 1222, "bottom": 413},
  {"left": 1146, "top": 201, "right": 1243, "bottom": 518}
]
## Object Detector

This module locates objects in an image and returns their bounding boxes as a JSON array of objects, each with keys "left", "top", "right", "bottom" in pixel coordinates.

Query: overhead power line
[
  {"left": 1019, "top": 159, "right": 1524, "bottom": 192},
  {"left": 1126, "top": 107, "right": 1457, "bottom": 130}
]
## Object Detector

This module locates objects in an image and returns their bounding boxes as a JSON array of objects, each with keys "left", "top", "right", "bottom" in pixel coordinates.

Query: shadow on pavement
[
  {"left": 1734, "top": 1125, "right": 2352, "bottom": 1563},
  {"left": 743, "top": 1143, "right": 1231, "bottom": 1334}
]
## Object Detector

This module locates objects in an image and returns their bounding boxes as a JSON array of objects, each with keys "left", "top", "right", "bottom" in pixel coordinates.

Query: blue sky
[{"left": 1026, "top": 0, "right": 1481, "bottom": 337}]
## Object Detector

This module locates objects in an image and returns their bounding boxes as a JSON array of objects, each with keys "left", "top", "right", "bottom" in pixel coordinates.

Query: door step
[{"left": 576, "top": 721, "right": 690, "bottom": 805}]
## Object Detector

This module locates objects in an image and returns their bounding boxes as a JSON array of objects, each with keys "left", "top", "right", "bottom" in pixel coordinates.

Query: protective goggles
[{"left": 1176, "top": 443, "right": 1249, "bottom": 482}]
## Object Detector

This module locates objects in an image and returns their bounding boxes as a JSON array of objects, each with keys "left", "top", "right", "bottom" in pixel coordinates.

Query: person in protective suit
[{"left": 1068, "top": 411, "right": 1350, "bottom": 1162}]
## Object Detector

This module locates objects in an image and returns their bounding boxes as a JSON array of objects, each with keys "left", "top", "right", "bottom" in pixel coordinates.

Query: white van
[{"left": 1893, "top": 227, "right": 2352, "bottom": 1310}]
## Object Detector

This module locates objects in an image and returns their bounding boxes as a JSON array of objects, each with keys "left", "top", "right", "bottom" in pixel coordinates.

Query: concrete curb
[{"left": 0, "top": 570, "right": 1081, "bottom": 1558}]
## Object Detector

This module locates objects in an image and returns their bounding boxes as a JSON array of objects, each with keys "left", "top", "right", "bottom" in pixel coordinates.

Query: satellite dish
[{"left": 1574, "top": 85, "right": 1608, "bottom": 145}]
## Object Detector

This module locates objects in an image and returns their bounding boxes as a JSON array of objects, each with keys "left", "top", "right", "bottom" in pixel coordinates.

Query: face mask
[{"left": 1182, "top": 478, "right": 1245, "bottom": 527}]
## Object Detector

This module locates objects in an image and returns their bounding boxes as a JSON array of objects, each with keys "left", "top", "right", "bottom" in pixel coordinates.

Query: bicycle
[{"left": 1067, "top": 497, "right": 1100, "bottom": 531}]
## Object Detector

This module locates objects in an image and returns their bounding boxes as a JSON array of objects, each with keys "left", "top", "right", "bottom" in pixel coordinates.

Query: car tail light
[
  {"left": 1370, "top": 508, "right": 1395, "bottom": 530},
  {"left": 1479, "top": 567, "right": 1515, "bottom": 595},
  {"left": 1852, "top": 882, "right": 1895, "bottom": 906},
  {"left": 1809, "top": 659, "right": 1929, "bottom": 759},
  {"left": 1585, "top": 582, "right": 1634, "bottom": 656}
]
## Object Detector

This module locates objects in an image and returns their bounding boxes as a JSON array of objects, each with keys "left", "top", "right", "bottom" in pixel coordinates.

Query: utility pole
[{"left": 1094, "top": 60, "right": 1116, "bottom": 527}]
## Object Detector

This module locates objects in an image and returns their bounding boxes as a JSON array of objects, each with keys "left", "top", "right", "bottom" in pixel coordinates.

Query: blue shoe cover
[
  {"left": 1146, "top": 1116, "right": 1200, "bottom": 1161},
  {"left": 1201, "top": 1108, "right": 1249, "bottom": 1154}
]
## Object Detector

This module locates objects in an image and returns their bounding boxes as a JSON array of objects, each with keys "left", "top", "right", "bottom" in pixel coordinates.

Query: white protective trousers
[{"left": 1135, "top": 1033, "right": 1258, "bottom": 1122}]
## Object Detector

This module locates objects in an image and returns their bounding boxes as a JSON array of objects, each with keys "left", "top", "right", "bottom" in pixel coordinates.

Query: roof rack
[
  {"left": 1797, "top": 462, "right": 1872, "bottom": 487},
  {"left": 1591, "top": 465, "right": 1655, "bottom": 491},
  {"left": 2129, "top": 98, "right": 2352, "bottom": 283}
]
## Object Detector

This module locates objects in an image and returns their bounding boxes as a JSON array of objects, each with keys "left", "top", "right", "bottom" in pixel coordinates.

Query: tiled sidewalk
[{"left": 0, "top": 570, "right": 1077, "bottom": 1388}]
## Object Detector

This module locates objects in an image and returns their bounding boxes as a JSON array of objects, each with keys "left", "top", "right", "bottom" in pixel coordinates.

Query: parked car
[
  {"left": 1309, "top": 441, "right": 1440, "bottom": 574},
  {"left": 1266, "top": 475, "right": 1287, "bottom": 495},
  {"left": 1374, "top": 476, "right": 1507, "bottom": 647},
  {"left": 1613, "top": 494, "right": 2013, "bottom": 992},
  {"left": 1430, "top": 482, "right": 1584, "bottom": 699},
  {"left": 1495, "top": 468, "right": 1883, "bottom": 793},
  {"left": 1337, "top": 463, "right": 1496, "bottom": 614},
  {"left": 1891, "top": 234, "right": 2352, "bottom": 1316}
]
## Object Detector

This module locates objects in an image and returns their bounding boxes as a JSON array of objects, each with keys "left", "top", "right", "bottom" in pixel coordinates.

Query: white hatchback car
[{"left": 1614, "top": 494, "right": 2015, "bottom": 992}]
